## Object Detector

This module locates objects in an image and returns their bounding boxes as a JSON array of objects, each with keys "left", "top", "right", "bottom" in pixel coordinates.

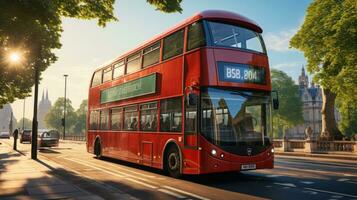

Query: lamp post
[
  {"left": 63, "top": 74, "right": 68, "bottom": 140},
  {"left": 31, "top": 64, "right": 39, "bottom": 159}
]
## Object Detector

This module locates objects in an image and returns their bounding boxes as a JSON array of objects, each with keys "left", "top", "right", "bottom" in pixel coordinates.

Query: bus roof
[{"left": 95, "top": 10, "right": 263, "bottom": 71}]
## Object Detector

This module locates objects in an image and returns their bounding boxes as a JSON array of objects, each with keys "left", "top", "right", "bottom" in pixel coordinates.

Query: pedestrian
[{"left": 13, "top": 128, "right": 18, "bottom": 150}]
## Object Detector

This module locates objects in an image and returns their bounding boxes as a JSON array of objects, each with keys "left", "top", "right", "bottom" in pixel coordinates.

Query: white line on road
[
  {"left": 125, "top": 177, "right": 158, "bottom": 189},
  {"left": 304, "top": 187, "right": 357, "bottom": 198},
  {"left": 157, "top": 188, "right": 186, "bottom": 199},
  {"left": 162, "top": 186, "right": 211, "bottom": 200},
  {"left": 274, "top": 182, "right": 296, "bottom": 188}
]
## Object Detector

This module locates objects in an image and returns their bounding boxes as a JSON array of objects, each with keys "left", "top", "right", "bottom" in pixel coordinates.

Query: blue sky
[{"left": 11, "top": 0, "right": 312, "bottom": 120}]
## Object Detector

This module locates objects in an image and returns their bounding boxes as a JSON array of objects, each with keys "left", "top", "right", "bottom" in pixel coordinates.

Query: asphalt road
[{"left": 3, "top": 139, "right": 357, "bottom": 200}]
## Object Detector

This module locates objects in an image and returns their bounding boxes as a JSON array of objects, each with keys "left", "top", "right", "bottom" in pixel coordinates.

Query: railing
[
  {"left": 59, "top": 135, "right": 86, "bottom": 141},
  {"left": 273, "top": 139, "right": 357, "bottom": 154}
]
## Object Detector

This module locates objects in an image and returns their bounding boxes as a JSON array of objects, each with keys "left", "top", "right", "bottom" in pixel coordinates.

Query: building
[
  {"left": 38, "top": 90, "right": 52, "bottom": 129},
  {"left": 0, "top": 104, "right": 16, "bottom": 133},
  {"left": 285, "top": 67, "right": 340, "bottom": 139}
]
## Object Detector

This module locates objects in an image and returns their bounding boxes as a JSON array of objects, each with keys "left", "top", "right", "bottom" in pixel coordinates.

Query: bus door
[{"left": 184, "top": 93, "right": 198, "bottom": 148}]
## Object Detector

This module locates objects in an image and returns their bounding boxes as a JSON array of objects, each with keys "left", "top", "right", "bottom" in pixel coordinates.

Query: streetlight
[
  {"left": 63, "top": 74, "right": 68, "bottom": 140},
  {"left": 31, "top": 61, "right": 39, "bottom": 160}
]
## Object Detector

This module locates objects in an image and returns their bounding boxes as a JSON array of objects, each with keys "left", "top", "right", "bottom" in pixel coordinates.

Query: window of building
[
  {"left": 113, "top": 60, "right": 125, "bottom": 79},
  {"left": 160, "top": 97, "right": 182, "bottom": 132},
  {"left": 126, "top": 52, "right": 141, "bottom": 74},
  {"left": 100, "top": 109, "right": 109, "bottom": 130},
  {"left": 91, "top": 71, "right": 102, "bottom": 87},
  {"left": 89, "top": 110, "right": 99, "bottom": 130},
  {"left": 103, "top": 66, "right": 112, "bottom": 82},
  {"left": 140, "top": 102, "right": 158, "bottom": 132},
  {"left": 143, "top": 42, "right": 160, "bottom": 68},
  {"left": 123, "top": 105, "right": 138, "bottom": 131},
  {"left": 187, "top": 21, "right": 206, "bottom": 51},
  {"left": 111, "top": 107, "right": 123, "bottom": 130},
  {"left": 163, "top": 29, "right": 184, "bottom": 60}
]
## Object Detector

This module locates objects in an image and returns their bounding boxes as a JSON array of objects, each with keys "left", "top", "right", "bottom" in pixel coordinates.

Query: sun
[{"left": 9, "top": 52, "right": 21, "bottom": 63}]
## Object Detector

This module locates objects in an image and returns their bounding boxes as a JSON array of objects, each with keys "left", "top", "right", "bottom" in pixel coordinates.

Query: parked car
[
  {"left": 20, "top": 129, "right": 32, "bottom": 143},
  {"left": 37, "top": 129, "right": 59, "bottom": 148},
  {"left": 0, "top": 131, "right": 10, "bottom": 139}
]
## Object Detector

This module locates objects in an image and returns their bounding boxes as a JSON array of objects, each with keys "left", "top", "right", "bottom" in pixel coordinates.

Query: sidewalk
[
  {"left": 0, "top": 139, "right": 103, "bottom": 200},
  {"left": 275, "top": 151, "right": 357, "bottom": 161}
]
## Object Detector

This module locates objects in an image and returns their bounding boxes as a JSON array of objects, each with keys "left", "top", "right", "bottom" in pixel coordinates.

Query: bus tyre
[
  {"left": 165, "top": 145, "right": 182, "bottom": 178},
  {"left": 94, "top": 140, "right": 102, "bottom": 159}
]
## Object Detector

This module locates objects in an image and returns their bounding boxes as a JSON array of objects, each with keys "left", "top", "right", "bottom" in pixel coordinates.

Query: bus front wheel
[
  {"left": 165, "top": 145, "right": 181, "bottom": 178},
  {"left": 94, "top": 139, "right": 102, "bottom": 159}
]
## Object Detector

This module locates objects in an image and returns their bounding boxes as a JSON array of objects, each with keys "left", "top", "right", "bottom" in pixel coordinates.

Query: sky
[{"left": 10, "top": 0, "right": 312, "bottom": 120}]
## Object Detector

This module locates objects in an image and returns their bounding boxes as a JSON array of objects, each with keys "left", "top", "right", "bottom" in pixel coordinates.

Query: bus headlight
[
  {"left": 220, "top": 153, "right": 224, "bottom": 158},
  {"left": 211, "top": 149, "right": 217, "bottom": 156},
  {"left": 271, "top": 148, "right": 275, "bottom": 153}
]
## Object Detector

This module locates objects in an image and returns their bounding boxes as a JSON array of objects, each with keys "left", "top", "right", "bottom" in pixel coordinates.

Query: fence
[
  {"left": 59, "top": 134, "right": 86, "bottom": 141},
  {"left": 273, "top": 139, "right": 357, "bottom": 154}
]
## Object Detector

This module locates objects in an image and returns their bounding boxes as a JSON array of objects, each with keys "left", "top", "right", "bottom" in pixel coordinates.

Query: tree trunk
[{"left": 321, "top": 88, "right": 343, "bottom": 140}]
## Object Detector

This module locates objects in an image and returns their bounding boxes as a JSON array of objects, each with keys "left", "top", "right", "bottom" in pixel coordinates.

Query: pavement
[
  {"left": 0, "top": 138, "right": 106, "bottom": 200},
  {"left": 275, "top": 151, "right": 357, "bottom": 161}
]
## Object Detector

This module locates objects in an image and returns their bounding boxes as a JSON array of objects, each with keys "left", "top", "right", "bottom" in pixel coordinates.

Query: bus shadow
[{"left": 39, "top": 148, "right": 61, "bottom": 154}]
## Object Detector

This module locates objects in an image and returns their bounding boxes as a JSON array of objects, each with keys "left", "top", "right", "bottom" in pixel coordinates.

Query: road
[{"left": 2, "top": 139, "right": 357, "bottom": 200}]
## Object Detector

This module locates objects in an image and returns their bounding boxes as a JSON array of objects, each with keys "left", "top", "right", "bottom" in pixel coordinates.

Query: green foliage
[
  {"left": 271, "top": 69, "right": 304, "bottom": 138},
  {"left": 337, "top": 98, "right": 357, "bottom": 138},
  {"left": 290, "top": 0, "right": 356, "bottom": 139},
  {"left": 0, "top": 0, "right": 117, "bottom": 107},
  {"left": 17, "top": 118, "right": 32, "bottom": 130},
  {"left": 45, "top": 97, "right": 76, "bottom": 133},
  {"left": 147, "top": 0, "right": 183, "bottom": 13},
  {"left": 73, "top": 99, "right": 87, "bottom": 134}
]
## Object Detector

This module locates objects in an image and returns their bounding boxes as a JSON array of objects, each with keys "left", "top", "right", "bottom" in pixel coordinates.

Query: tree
[
  {"left": 73, "top": 99, "right": 87, "bottom": 135},
  {"left": 0, "top": 0, "right": 183, "bottom": 107},
  {"left": 290, "top": 0, "right": 357, "bottom": 140},
  {"left": 271, "top": 69, "right": 304, "bottom": 138},
  {"left": 17, "top": 118, "right": 32, "bottom": 130},
  {"left": 337, "top": 98, "right": 357, "bottom": 139},
  {"left": 45, "top": 97, "right": 76, "bottom": 133}
]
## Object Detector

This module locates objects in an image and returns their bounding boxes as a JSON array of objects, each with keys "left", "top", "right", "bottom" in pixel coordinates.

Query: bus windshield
[
  {"left": 208, "top": 21, "right": 266, "bottom": 54},
  {"left": 201, "top": 87, "right": 271, "bottom": 156}
]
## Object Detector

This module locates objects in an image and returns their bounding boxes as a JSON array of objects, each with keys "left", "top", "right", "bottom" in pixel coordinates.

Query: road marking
[
  {"left": 157, "top": 188, "right": 186, "bottom": 199},
  {"left": 163, "top": 186, "right": 211, "bottom": 200},
  {"left": 125, "top": 177, "right": 158, "bottom": 189},
  {"left": 304, "top": 187, "right": 357, "bottom": 198},
  {"left": 274, "top": 182, "right": 296, "bottom": 188},
  {"left": 300, "top": 181, "right": 314, "bottom": 185},
  {"left": 337, "top": 178, "right": 349, "bottom": 182},
  {"left": 266, "top": 174, "right": 284, "bottom": 178}
]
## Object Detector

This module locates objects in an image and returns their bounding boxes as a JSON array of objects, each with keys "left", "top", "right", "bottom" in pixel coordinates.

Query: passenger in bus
[
  {"left": 150, "top": 117, "right": 157, "bottom": 131},
  {"left": 130, "top": 118, "right": 138, "bottom": 131}
]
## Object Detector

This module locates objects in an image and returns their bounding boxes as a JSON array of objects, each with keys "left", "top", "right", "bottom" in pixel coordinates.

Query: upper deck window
[
  {"left": 91, "top": 71, "right": 102, "bottom": 87},
  {"left": 143, "top": 42, "right": 160, "bottom": 68},
  {"left": 208, "top": 21, "right": 266, "bottom": 54},
  {"left": 187, "top": 21, "right": 206, "bottom": 51},
  {"left": 113, "top": 60, "right": 125, "bottom": 79},
  {"left": 126, "top": 52, "right": 141, "bottom": 74},
  {"left": 103, "top": 66, "right": 112, "bottom": 82},
  {"left": 163, "top": 29, "right": 184, "bottom": 60}
]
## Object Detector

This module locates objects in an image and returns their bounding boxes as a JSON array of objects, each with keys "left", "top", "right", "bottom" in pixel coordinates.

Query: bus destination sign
[
  {"left": 218, "top": 62, "right": 266, "bottom": 85},
  {"left": 100, "top": 73, "right": 157, "bottom": 104}
]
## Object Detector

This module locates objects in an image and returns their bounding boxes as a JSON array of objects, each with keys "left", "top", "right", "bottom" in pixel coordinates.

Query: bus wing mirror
[
  {"left": 187, "top": 93, "right": 198, "bottom": 106},
  {"left": 272, "top": 90, "right": 279, "bottom": 110}
]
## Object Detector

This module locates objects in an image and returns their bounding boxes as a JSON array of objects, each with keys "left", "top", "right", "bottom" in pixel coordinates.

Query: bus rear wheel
[
  {"left": 94, "top": 139, "right": 102, "bottom": 159},
  {"left": 165, "top": 145, "right": 181, "bottom": 178}
]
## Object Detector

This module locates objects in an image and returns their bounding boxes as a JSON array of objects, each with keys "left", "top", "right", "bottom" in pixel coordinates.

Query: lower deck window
[
  {"left": 160, "top": 97, "right": 182, "bottom": 132},
  {"left": 124, "top": 105, "right": 138, "bottom": 131}
]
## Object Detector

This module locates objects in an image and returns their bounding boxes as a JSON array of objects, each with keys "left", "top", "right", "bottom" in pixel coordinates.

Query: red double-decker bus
[{"left": 87, "top": 10, "right": 275, "bottom": 177}]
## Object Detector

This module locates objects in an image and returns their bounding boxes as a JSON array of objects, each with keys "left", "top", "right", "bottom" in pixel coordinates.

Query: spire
[
  {"left": 46, "top": 89, "right": 49, "bottom": 100},
  {"left": 301, "top": 65, "right": 305, "bottom": 76}
]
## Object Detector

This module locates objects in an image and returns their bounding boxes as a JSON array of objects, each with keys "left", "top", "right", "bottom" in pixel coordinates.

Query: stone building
[
  {"left": 285, "top": 67, "right": 340, "bottom": 139},
  {"left": 0, "top": 104, "right": 16, "bottom": 133},
  {"left": 38, "top": 90, "right": 52, "bottom": 129}
]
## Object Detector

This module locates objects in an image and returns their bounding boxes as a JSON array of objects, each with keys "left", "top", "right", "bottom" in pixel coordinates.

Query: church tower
[
  {"left": 38, "top": 89, "right": 52, "bottom": 129},
  {"left": 298, "top": 66, "right": 309, "bottom": 89}
]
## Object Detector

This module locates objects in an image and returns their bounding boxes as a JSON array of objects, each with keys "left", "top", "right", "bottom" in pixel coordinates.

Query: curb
[{"left": 275, "top": 152, "right": 357, "bottom": 161}]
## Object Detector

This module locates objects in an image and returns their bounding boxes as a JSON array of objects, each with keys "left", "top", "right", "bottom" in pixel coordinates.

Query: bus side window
[
  {"left": 140, "top": 102, "right": 158, "bottom": 132},
  {"left": 126, "top": 52, "right": 141, "bottom": 74},
  {"left": 185, "top": 94, "right": 197, "bottom": 133},
  {"left": 160, "top": 97, "right": 182, "bottom": 132},
  {"left": 103, "top": 66, "right": 112, "bottom": 82},
  {"left": 187, "top": 21, "right": 206, "bottom": 51},
  {"left": 143, "top": 42, "right": 160, "bottom": 68},
  {"left": 89, "top": 110, "right": 99, "bottom": 130},
  {"left": 113, "top": 60, "right": 125, "bottom": 79},
  {"left": 100, "top": 109, "right": 109, "bottom": 130},
  {"left": 123, "top": 105, "right": 138, "bottom": 131},
  {"left": 91, "top": 71, "right": 102, "bottom": 87},
  {"left": 162, "top": 29, "right": 184, "bottom": 60},
  {"left": 111, "top": 107, "right": 123, "bottom": 131}
]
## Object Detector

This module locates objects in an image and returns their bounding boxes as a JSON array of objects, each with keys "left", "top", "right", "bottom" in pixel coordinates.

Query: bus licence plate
[{"left": 241, "top": 164, "right": 256, "bottom": 170}]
